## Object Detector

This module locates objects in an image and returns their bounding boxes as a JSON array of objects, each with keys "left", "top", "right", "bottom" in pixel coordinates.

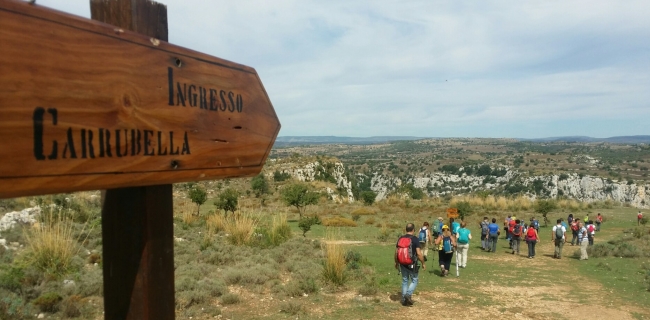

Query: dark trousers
[
  {"left": 438, "top": 250, "right": 454, "bottom": 271},
  {"left": 527, "top": 240, "right": 537, "bottom": 257}
]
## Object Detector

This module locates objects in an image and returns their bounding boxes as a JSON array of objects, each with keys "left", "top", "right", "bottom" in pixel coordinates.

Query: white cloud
[{"left": 34, "top": 0, "right": 650, "bottom": 138}]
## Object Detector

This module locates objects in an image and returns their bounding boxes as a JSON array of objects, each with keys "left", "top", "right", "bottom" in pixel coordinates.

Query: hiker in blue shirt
[
  {"left": 450, "top": 218, "right": 460, "bottom": 235},
  {"left": 487, "top": 218, "right": 500, "bottom": 253}
]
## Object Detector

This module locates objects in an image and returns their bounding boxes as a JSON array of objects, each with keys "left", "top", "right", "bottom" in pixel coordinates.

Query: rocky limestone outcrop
[{"left": 271, "top": 160, "right": 355, "bottom": 203}]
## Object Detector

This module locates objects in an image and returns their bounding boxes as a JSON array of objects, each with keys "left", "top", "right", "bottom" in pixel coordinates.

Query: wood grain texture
[{"left": 0, "top": 0, "right": 280, "bottom": 198}]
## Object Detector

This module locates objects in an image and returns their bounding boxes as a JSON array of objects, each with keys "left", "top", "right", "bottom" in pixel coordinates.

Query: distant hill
[
  {"left": 274, "top": 136, "right": 426, "bottom": 145},
  {"left": 273, "top": 135, "right": 650, "bottom": 146},
  {"left": 521, "top": 135, "right": 650, "bottom": 144}
]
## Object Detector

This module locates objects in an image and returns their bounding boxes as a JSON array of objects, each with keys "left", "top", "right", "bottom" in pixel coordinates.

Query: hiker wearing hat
[
  {"left": 436, "top": 217, "right": 444, "bottom": 238},
  {"left": 434, "top": 225, "right": 456, "bottom": 277}
]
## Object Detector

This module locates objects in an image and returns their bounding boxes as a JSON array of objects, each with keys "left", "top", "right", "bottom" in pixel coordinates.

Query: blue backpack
[
  {"left": 443, "top": 236, "right": 453, "bottom": 253},
  {"left": 418, "top": 227, "right": 427, "bottom": 242}
]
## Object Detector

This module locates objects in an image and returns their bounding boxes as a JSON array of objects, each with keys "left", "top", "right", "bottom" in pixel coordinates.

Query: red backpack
[
  {"left": 396, "top": 236, "right": 415, "bottom": 265},
  {"left": 526, "top": 227, "right": 536, "bottom": 240},
  {"left": 588, "top": 224, "right": 595, "bottom": 233}
]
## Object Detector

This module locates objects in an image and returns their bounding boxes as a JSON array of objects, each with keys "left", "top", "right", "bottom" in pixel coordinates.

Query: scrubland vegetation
[{"left": 1, "top": 139, "right": 649, "bottom": 318}]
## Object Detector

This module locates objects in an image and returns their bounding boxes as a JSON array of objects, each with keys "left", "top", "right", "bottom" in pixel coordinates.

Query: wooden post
[{"left": 90, "top": 1, "right": 174, "bottom": 319}]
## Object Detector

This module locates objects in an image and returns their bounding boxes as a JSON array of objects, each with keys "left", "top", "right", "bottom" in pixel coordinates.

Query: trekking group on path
[{"left": 394, "top": 212, "right": 612, "bottom": 307}]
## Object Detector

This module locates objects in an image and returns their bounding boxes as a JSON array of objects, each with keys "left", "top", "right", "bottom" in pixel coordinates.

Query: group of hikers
[{"left": 394, "top": 212, "right": 608, "bottom": 307}]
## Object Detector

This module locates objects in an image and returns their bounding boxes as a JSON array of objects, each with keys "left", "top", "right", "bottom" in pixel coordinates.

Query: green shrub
[
  {"left": 534, "top": 199, "right": 557, "bottom": 215},
  {"left": 61, "top": 295, "right": 82, "bottom": 318},
  {"left": 220, "top": 293, "right": 240, "bottom": 305},
  {"left": 360, "top": 191, "right": 377, "bottom": 205},
  {"left": 298, "top": 215, "right": 321, "bottom": 237},
  {"left": 0, "top": 292, "right": 34, "bottom": 320},
  {"left": 358, "top": 276, "right": 379, "bottom": 296},
  {"left": 0, "top": 267, "right": 24, "bottom": 293},
  {"left": 279, "top": 301, "right": 303, "bottom": 315},
  {"left": 33, "top": 292, "right": 62, "bottom": 312},
  {"left": 214, "top": 188, "right": 239, "bottom": 215}
]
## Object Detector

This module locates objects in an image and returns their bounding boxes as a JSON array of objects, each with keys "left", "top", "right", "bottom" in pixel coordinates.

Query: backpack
[
  {"left": 588, "top": 224, "right": 595, "bottom": 233},
  {"left": 555, "top": 226, "right": 563, "bottom": 240},
  {"left": 532, "top": 220, "right": 539, "bottom": 230},
  {"left": 442, "top": 236, "right": 453, "bottom": 253},
  {"left": 431, "top": 224, "right": 438, "bottom": 235},
  {"left": 512, "top": 224, "right": 522, "bottom": 237},
  {"left": 481, "top": 222, "right": 489, "bottom": 235},
  {"left": 458, "top": 229, "right": 470, "bottom": 244},
  {"left": 418, "top": 227, "right": 427, "bottom": 243},
  {"left": 526, "top": 227, "right": 536, "bottom": 240},
  {"left": 571, "top": 223, "right": 579, "bottom": 232},
  {"left": 396, "top": 236, "right": 415, "bottom": 265}
]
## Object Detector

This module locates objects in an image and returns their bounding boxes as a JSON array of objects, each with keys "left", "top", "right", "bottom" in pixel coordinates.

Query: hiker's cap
[
  {"left": 442, "top": 225, "right": 449, "bottom": 230},
  {"left": 438, "top": 217, "right": 443, "bottom": 221}
]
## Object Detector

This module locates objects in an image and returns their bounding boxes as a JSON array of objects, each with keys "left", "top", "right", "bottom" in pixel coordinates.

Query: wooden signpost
[
  {"left": 0, "top": 0, "right": 280, "bottom": 319},
  {"left": 0, "top": 0, "right": 280, "bottom": 198},
  {"left": 446, "top": 207, "right": 459, "bottom": 219}
]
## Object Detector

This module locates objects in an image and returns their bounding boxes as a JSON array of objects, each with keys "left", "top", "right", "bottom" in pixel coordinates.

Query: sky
[{"left": 36, "top": 0, "right": 650, "bottom": 139}]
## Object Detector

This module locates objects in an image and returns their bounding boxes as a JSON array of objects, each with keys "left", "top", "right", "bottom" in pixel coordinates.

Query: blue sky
[{"left": 37, "top": 0, "right": 650, "bottom": 138}]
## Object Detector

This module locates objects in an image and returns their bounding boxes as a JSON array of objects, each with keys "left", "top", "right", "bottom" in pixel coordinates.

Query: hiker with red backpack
[
  {"left": 434, "top": 225, "right": 456, "bottom": 277},
  {"left": 525, "top": 222, "right": 539, "bottom": 258},
  {"left": 510, "top": 219, "right": 523, "bottom": 255},
  {"left": 395, "top": 223, "right": 426, "bottom": 306},
  {"left": 570, "top": 219, "right": 580, "bottom": 246},
  {"left": 587, "top": 220, "right": 595, "bottom": 246},
  {"left": 638, "top": 211, "right": 644, "bottom": 226}
]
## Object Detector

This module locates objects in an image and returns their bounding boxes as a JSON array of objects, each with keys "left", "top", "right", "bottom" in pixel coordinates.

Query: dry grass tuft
[
  {"left": 24, "top": 210, "right": 85, "bottom": 275},
  {"left": 224, "top": 212, "right": 259, "bottom": 245},
  {"left": 322, "top": 217, "right": 357, "bottom": 227},
  {"left": 206, "top": 213, "right": 226, "bottom": 234},
  {"left": 351, "top": 207, "right": 376, "bottom": 215},
  {"left": 322, "top": 233, "right": 346, "bottom": 285}
]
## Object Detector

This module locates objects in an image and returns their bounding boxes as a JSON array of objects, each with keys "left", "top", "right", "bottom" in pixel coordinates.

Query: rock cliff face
[
  {"left": 269, "top": 160, "right": 355, "bottom": 203},
  {"left": 272, "top": 160, "right": 649, "bottom": 208}
]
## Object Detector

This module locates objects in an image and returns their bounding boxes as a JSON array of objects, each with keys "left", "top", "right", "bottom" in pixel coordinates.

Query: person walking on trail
[
  {"left": 456, "top": 221, "right": 472, "bottom": 268},
  {"left": 638, "top": 211, "right": 644, "bottom": 226},
  {"left": 531, "top": 216, "right": 540, "bottom": 232},
  {"left": 587, "top": 220, "right": 595, "bottom": 246},
  {"left": 578, "top": 221, "right": 589, "bottom": 260},
  {"left": 504, "top": 215, "right": 512, "bottom": 242},
  {"left": 395, "top": 223, "right": 426, "bottom": 306},
  {"left": 435, "top": 225, "right": 456, "bottom": 277},
  {"left": 596, "top": 213, "right": 603, "bottom": 231},
  {"left": 510, "top": 219, "right": 523, "bottom": 255},
  {"left": 552, "top": 219, "right": 566, "bottom": 259},
  {"left": 450, "top": 218, "right": 460, "bottom": 236},
  {"left": 487, "top": 218, "right": 500, "bottom": 253},
  {"left": 418, "top": 222, "right": 432, "bottom": 262},
  {"left": 525, "top": 221, "right": 539, "bottom": 259},
  {"left": 570, "top": 218, "right": 580, "bottom": 246},
  {"left": 436, "top": 217, "right": 444, "bottom": 238},
  {"left": 480, "top": 217, "right": 490, "bottom": 250},
  {"left": 567, "top": 214, "right": 574, "bottom": 225},
  {"left": 508, "top": 216, "right": 517, "bottom": 249}
]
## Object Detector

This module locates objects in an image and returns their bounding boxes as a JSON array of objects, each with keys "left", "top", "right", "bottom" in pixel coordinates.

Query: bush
[
  {"left": 364, "top": 217, "right": 375, "bottom": 225},
  {"left": 322, "top": 217, "right": 357, "bottom": 227},
  {"left": 455, "top": 201, "right": 472, "bottom": 220},
  {"left": 224, "top": 213, "right": 259, "bottom": 246},
  {"left": 61, "top": 295, "right": 82, "bottom": 318},
  {"left": 33, "top": 292, "right": 62, "bottom": 312},
  {"left": 214, "top": 188, "right": 239, "bottom": 215},
  {"left": 221, "top": 293, "right": 240, "bottom": 305},
  {"left": 273, "top": 170, "right": 291, "bottom": 182},
  {"left": 534, "top": 199, "right": 557, "bottom": 215},
  {"left": 279, "top": 301, "right": 303, "bottom": 315},
  {"left": 251, "top": 173, "right": 269, "bottom": 198},
  {"left": 360, "top": 191, "right": 377, "bottom": 205},
  {"left": 0, "top": 267, "right": 24, "bottom": 293},
  {"left": 351, "top": 208, "right": 375, "bottom": 215},
  {"left": 641, "top": 217, "right": 648, "bottom": 226},
  {"left": 264, "top": 214, "right": 292, "bottom": 246},
  {"left": 298, "top": 215, "right": 321, "bottom": 237},
  {"left": 188, "top": 186, "right": 207, "bottom": 215}
]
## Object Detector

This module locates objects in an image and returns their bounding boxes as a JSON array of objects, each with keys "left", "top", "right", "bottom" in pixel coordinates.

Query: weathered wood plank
[{"left": 0, "top": 0, "right": 280, "bottom": 198}]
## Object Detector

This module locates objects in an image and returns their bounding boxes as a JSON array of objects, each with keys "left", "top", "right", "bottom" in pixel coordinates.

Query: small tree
[
  {"left": 298, "top": 215, "right": 321, "bottom": 237},
  {"left": 251, "top": 173, "right": 269, "bottom": 198},
  {"left": 214, "top": 188, "right": 239, "bottom": 215},
  {"left": 188, "top": 186, "right": 207, "bottom": 215},
  {"left": 455, "top": 201, "right": 472, "bottom": 220},
  {"left": 360, "top": 191, "right": 376, "bottom": 206},
  {"left": 281, "top": 183, "right": 319, "bottom": 218},
  {"left": 535, "top": 199, "right": 557, "bottom": 226}
]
